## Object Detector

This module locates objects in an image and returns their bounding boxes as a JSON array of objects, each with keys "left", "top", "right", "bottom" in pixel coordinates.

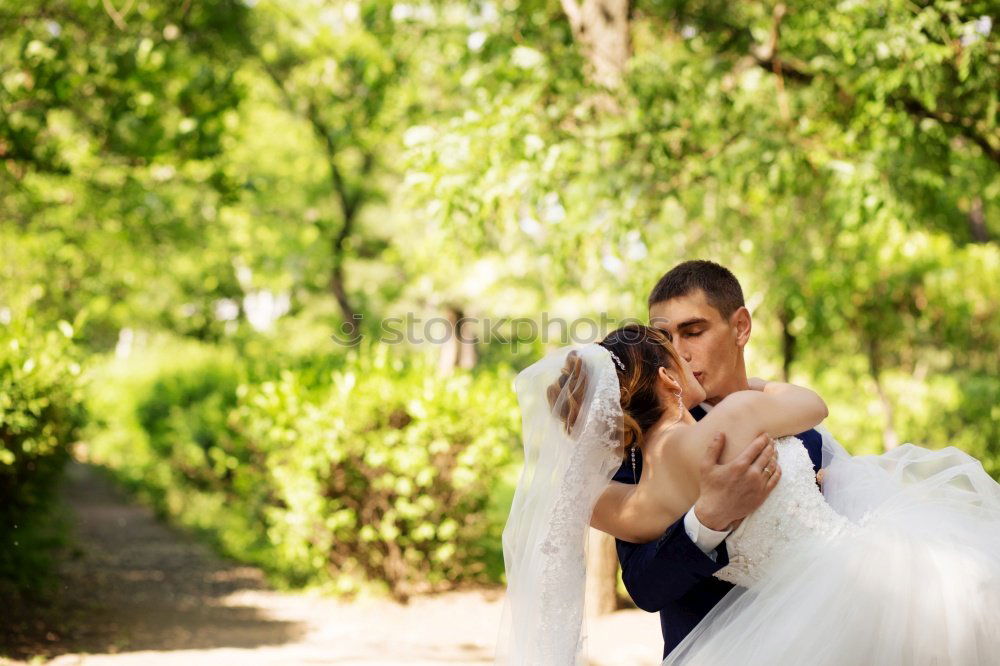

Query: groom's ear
[{"left": 731, "top": 306, "right": 751, "bottom": 348}]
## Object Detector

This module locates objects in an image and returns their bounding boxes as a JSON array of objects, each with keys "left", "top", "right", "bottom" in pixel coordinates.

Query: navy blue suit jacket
[{"left": 613, "top": 405, "right": 824, "bottom": 658}]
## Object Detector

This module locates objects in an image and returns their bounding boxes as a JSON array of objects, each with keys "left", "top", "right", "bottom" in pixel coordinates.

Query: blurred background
[{"left": 1, "top": 0, "right": 997, "bottom": 663}]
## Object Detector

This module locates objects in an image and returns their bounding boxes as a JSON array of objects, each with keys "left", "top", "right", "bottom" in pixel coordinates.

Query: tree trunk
[
  {"left": 969, "top": 196, "right": 989, "bottom": 243},
  {"left": 438, "top": 306, "right": 479, "bottom": 374},
  {"left": 560, "top": 0, "right": 631, "bottom": 89},
  {"left": 584, "top": 528, "right": 619, "bottom": 616},
  {"left": 257, "top": 59, "right": 364, "bottom": 342},
  {"left": 866, "top": 336, "right": 899, "bottom": 451},
  {"left": 779, "top": 306, "right": 796, "bottom": 382},
  {"left": 458, "top": 317, "right": 479, "bottom": 370},
  {"left": 330, "top": 262, "right": 359, "bottom": 342}
]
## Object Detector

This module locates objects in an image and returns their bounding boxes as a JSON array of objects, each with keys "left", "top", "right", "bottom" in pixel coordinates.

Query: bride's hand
[{"left": 748, "top": 377, "right": 769, "bottom": 391}]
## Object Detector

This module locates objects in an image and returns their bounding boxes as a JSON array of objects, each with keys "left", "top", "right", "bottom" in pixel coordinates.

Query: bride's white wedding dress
[
  {"left": 497, "top": 343, "right": 1000, "bottom": 666},
  {"left": 664, "top": 435, "right": 1000, "bottom": 665}
]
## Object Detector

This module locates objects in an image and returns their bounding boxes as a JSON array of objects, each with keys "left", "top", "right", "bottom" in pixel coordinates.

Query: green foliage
[
  {"left": 0, "top": 0, "right": 252, "bottom": 345},
  {"left": 0, "top": 0, "right": 249, "bottom": 171},
  {"left": 896, "top": 371, "right": 1000, "bottom": 478},
  {"left": 87, "top": 340, "right": 520, "bottom": 596},
  {"left": 136, "top": 353, "right": 244, "bottom": 491},
  {"left": 3, "top": 0, "right": 999, "bottom": 598},
  {"left": 0, "top": 319, "right": 86, "bottom": 587},
  {"left": 233, "top": 345, "right": 520, "bottom": 595},
  {"left": 401, "top": 0, "right": 1000, "bottom": 464}
]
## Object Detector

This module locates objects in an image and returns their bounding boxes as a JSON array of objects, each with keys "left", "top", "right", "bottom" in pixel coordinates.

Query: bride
[{"left": 497, "top": 324, "right": 1000, "bottom": 665}]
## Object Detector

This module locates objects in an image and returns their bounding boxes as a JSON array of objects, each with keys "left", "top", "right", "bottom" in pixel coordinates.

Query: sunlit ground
[
  {"left": 2, "top": 461, "right": 660, "bottom": 666},
  {"left": 32, "top": 593, "right": 660, "bottom": 665}
]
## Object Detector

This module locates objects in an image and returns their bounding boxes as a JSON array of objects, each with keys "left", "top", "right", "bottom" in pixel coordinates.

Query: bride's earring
[{"left": 671, "top": 389, "right": 684, "bottom": 426}]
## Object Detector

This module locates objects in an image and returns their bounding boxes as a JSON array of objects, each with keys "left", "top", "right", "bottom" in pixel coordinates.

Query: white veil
[{"left": 496, "top": 343, "right": 624, "bottom": 665}]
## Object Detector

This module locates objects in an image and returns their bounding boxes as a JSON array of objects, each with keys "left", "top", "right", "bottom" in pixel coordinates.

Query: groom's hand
[{"left": 693, "top": 432, "right": 780, "bottom": 532}]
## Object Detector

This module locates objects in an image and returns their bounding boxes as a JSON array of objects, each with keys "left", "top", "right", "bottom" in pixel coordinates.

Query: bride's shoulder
[{"left": 644, "top": 424, "right": 701, "bottom": 473}]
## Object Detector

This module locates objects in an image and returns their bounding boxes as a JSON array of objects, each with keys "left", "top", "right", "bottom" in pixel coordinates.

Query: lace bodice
[{"left": 714, "top": 436, "right": 856, "bottom": 587}]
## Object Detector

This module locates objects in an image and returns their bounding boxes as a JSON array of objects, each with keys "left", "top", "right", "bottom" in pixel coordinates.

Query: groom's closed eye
[
  {"left": 679, "top": 326, "right": 706, "bottom": 338},
  {"left": 675, "top": 318, "right": 710, "bottom": 338}
]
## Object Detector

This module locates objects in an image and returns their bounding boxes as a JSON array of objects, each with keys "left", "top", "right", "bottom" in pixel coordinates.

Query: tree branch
[
  {"left": 896, "top": 96, "right": 1000, "bottom": 166},
  {"left": 746, "top": 53, "right": 1000, "bottom": 167},
  {"left": 701, "top": 14, "right": 1000, "bottom": 167},
  {"left": 767, "top": 3, "right": 790, "bottom": 123},
  {"left": 253, "top": 52, "right": 361, "bottom": 328},
  {"left": 559, "top": 0, "right": 582, "bottom": 31}
]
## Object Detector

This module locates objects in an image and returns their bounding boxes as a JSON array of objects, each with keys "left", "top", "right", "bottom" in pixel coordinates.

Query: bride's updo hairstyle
[
  {"left": 547, "top": 350, "right": 589, "bottom": 435},
  {"left": 546, "top": 325, "right": 682, "bottom": 450},
  {"left": 599, "top": 324, "right": 684, "bottom": 450}
]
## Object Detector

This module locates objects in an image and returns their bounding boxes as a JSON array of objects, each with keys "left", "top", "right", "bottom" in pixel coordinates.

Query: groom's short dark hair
[{"left": 648, "top": 260, "right": 745, "bottom": 318}]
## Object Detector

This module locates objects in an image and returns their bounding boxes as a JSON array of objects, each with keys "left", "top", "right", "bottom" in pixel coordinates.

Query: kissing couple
[{"left": 497, "top": 260, "right": 1000, "bottom": 665}]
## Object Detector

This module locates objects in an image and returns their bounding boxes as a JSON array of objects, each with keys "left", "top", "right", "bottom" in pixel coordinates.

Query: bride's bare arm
[
  {"left": 590, "top": 384, "right": 824, "bottom": 543},
  {"left": 590, "top": 474, "right": 691, "bottom": 542},
  {"left": 590, "top": 432, "right": 779, "bottom": 543},
  {"left": 684, "top": 382, "right": 828, "bottom": 466}
]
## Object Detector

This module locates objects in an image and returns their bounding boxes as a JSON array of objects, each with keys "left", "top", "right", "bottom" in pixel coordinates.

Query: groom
[{"left": 592, "top": 260, "right": 825, "bottom": 658}]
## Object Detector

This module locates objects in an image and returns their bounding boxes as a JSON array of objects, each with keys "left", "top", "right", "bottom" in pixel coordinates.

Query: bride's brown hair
[
  {"left": 547, "top": 350, "right": 589, "bottom": 435},
  {"left": 547, "top": 325, "right": 684, "bottom": 451},
  {"left": 599, "top": 324, "right": 684, "bottom": 450}
]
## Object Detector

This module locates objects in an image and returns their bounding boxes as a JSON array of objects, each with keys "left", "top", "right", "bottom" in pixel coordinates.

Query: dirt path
[{"left": 2, "top": 462, "right": 662, "bottom": 666}]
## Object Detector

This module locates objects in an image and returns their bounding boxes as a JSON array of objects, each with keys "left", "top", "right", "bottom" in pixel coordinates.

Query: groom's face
[{"left": 648, "top": 289, "right": 746, "bottom": 404}]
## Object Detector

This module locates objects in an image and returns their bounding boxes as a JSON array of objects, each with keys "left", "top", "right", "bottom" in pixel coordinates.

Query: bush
[
  {"left": 85, "top": 335, "right": 251, "bottom": 529},
  {"left": 893, "top": 371, "right": 1000, "bottom": 479},
  {"left": 813, "top": 362, "right": 1000, "bottom": 479},
  {"left": 87, "top": 339, "right": 521, "bottom": 597},
  {"left": 230, "top": 344, "right": 520, "bottom": 597},
  {"left": 0, "top": 319, "right": 86, "bottom": 587}
]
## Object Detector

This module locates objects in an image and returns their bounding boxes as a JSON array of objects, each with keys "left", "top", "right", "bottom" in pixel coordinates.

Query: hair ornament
[{"left": 605, "top": 348, "right": 626, "bottom": 372}]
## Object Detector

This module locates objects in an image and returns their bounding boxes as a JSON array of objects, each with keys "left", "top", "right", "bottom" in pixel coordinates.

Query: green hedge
[
  {"left": 811, "top": 362, "right": 1000, "bottom": 479},
  {"left": 87, "top": 339, "right": 520, "bottom": 597},
  {"left": 893, "top": 371, "right": 1000, "bottom": 479},
  {"left": 0, "top": 320, "right": 86, "bottom": 587}
]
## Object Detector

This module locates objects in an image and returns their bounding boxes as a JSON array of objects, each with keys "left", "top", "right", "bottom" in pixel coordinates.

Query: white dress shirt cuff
[{"left": 684, "top": 507, "right": 731, "bottom": 558}]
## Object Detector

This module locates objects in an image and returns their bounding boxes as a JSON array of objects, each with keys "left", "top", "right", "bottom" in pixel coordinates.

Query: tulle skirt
[{"left": 663, "top": 443, "right": 1000, "bottom": 666}]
